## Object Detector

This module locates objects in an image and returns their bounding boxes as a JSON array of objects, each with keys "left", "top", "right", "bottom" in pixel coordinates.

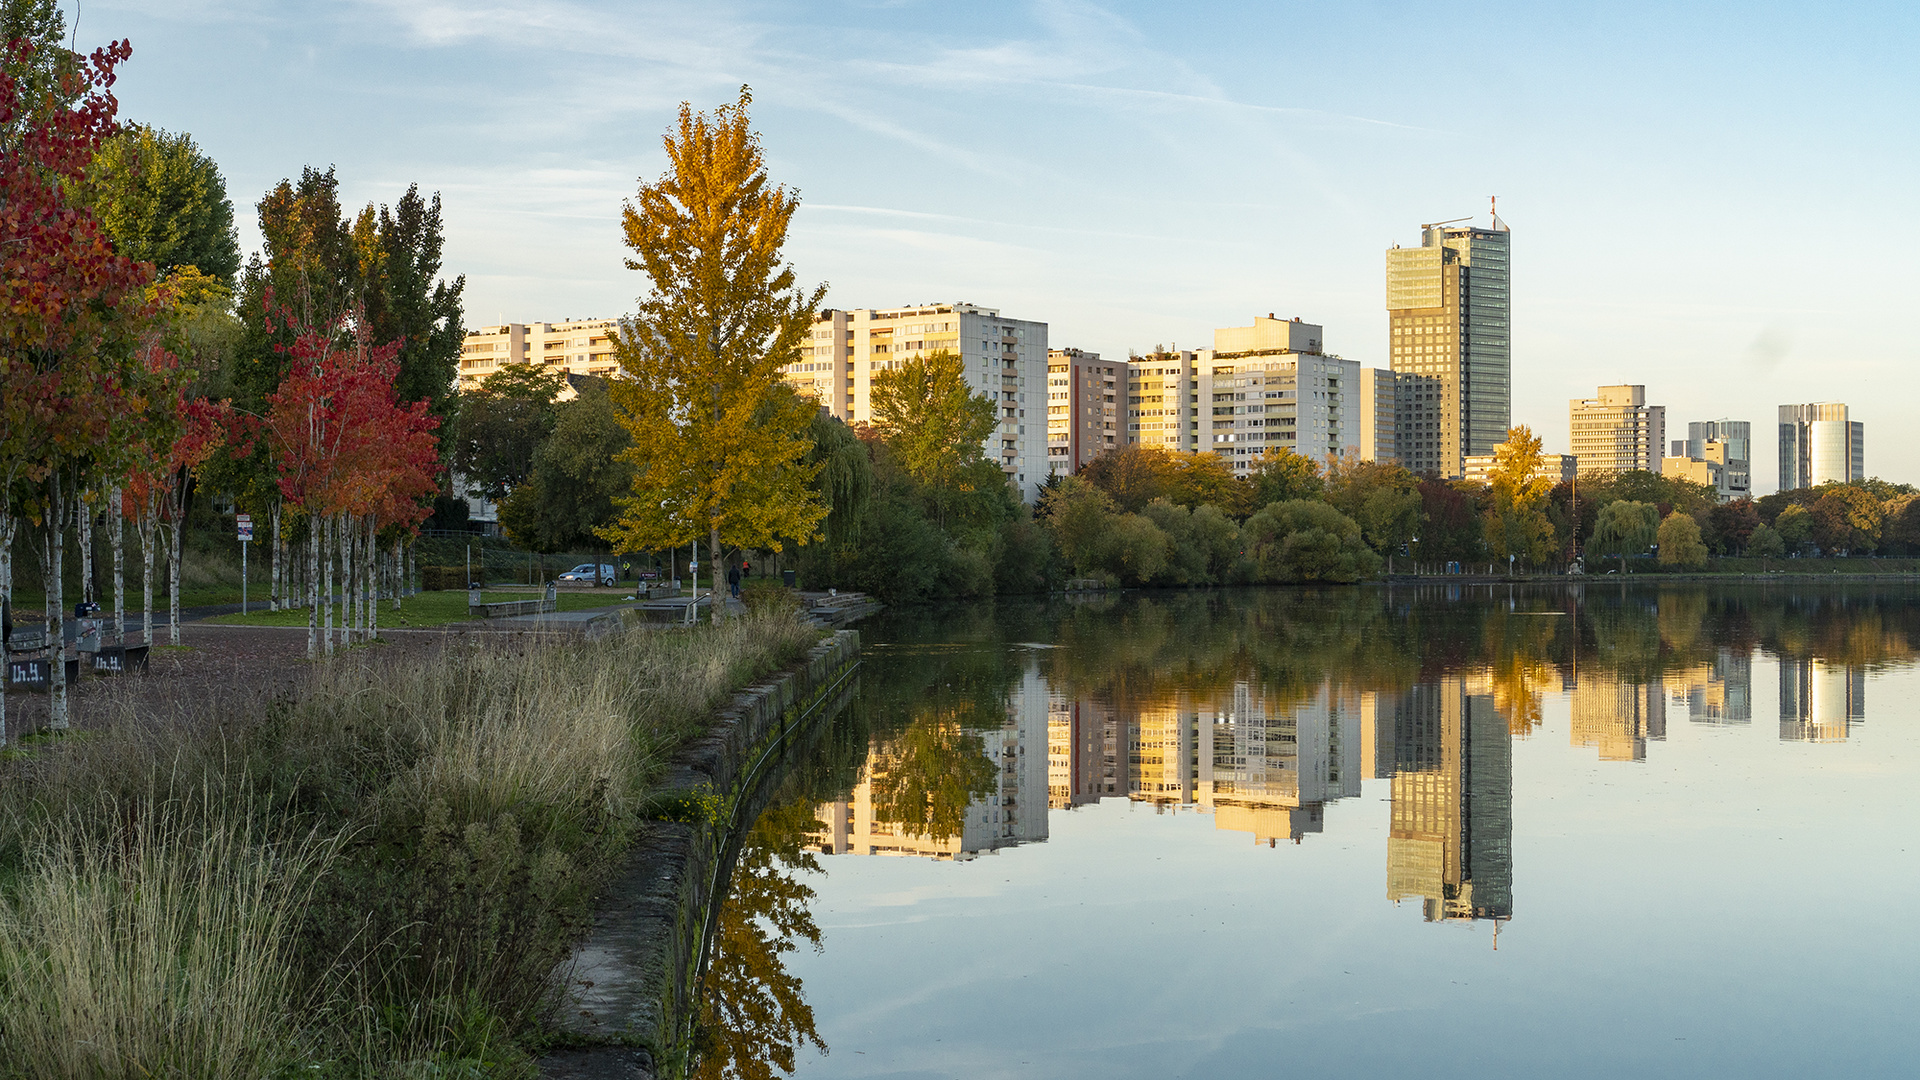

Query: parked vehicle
[{"left": 557, "top": 563, "right": 618, "bottom": 586}]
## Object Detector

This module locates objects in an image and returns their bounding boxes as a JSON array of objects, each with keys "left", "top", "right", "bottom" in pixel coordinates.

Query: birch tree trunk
[
  {"left": 42, "top": 471, "right": 68, "bottom": 731},
  {"left": 392, "top": 538, "right": 403, "bottom": 611},
  {"left": 308, "top": 516, "right": 319, "bottom": 659},
  {"left": 77, "top": 490, "right": 93, "bottom": 606},
  {"left": 167, "top": 511, "right": 183, "bottom": 646},
  {"left": 110, "top": 486, "right": 124, "bottom": 647},
  {"left": 138, "top": 491, "right": 158, "bottom": 648},
  {"left": 270, "top": 503, "right": 283, "bottom": 611},
  {"left": 323, "top": 514, "right": 334, "bottom": 656},
  {"left": 367, "top": 517, "right": 379, "bottom": 640}
]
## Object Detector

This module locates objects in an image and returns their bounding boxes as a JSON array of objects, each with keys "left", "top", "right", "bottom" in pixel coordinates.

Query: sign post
[{"left": 237, "top": 514, "right": 253, "bottom": 615}]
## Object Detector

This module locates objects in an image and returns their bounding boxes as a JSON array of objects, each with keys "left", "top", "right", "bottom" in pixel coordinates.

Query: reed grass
[{"left": 0, "top": 609, "right": 825, "bottom": 1077}]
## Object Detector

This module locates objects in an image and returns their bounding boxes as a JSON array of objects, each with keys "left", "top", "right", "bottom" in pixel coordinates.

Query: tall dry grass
[
  {"left": 0, "top": 608, "right": 825, "bottom": 1076},
  {"left": 0, "top": 790, "right": 332, "bottom": 1079}
]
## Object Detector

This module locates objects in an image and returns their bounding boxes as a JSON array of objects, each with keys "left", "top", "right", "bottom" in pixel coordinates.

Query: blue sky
[{"left": 78, "top": 1, "right": 1920, "bottom": 489}]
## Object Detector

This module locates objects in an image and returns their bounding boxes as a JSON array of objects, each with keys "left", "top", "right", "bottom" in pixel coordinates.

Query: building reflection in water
[
  {"left": 1779, "top": 657, "right": 1865, "bottom": 743},
  {"left": 1570, "top": 676, "right": 1666, "bottom": 762},
  {"left": 1670, "top": 646, "right": 1753, "bottom": 726},
  {"left": 1377, "top": 677, "right": 1514, "bottom": 926},
  {"left": 812, "top": 662, "right": 1049, "bottom": 860}
]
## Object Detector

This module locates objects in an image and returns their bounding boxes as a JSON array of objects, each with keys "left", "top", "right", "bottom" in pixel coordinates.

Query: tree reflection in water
[
  {"left": 692, "top": 798, "right": 827, "bottom": 1080},
  {"left": 866, "top": 716, "right": 998, "bottom": 843}
]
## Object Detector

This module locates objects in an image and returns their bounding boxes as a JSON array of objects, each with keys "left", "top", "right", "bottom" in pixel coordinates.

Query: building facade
[
  {"left": 1680, "top": 419, "right": 1752, "bottom": 498},
  {"left": 1126, "top": 350, "right": 1204, "bottom": 453},
  {"left": 1778, "top": 403, "right": 1863, "bottom": 491},
  {"left": 1569, "top": 385, "right": 1666, "bottom": 475},
  {"left": 1386, "top": 217, "right": 1512, "bottom": 478},
  {"left": 1046, "top": 348, "right": 1128, "bottom": 476},
  {"left": 1358, "top": 368, "right": 1399, "bottom": 464},
  {"left": 782, "top": 302, "right": 1050, "bottom": 500},
  {"left": 457, "top": 318, "right": 620, "bottom": 389}
]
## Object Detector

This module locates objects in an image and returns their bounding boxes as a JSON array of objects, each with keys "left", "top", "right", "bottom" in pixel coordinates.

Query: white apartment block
[
  {"left": 1125, "top": 316, "right": 1386, "bottom": 473},
  {"left": 457, "top": 318, "right": 620, "bottom": 390},
  {"left": 1047, "top": 348, "right": 1128, "bottom": 476},
  {"left": 1201, "top": 316, "right": 1362, "bottom": 475},
  {"left": 782, "top": 302, "right": 1050, "bottom": 500}
]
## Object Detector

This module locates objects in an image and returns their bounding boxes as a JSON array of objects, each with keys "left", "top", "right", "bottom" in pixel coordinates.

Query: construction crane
[{"left": 1420, "top": 216, "right": 1474, "bottom": 230}]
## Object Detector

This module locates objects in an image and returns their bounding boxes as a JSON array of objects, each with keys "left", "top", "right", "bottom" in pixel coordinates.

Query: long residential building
[
  {"left": 1124, "top": 316, "right": 1392, "bottom": 474},
  {"left": 782, "top": 302, "right": 1050, "bottom": 500},
  {"left": 1778, "top": 403, "right": 1863, "bottom": 490},
  {"left": 1570, "top": 384, "right": 1665, "bottom": 475},
  {"left": 457, "top": 318, "right": 620, "bottom": 389},
  {"left": 1386, "top": 216, "right": 1512, "bottom": 479}
]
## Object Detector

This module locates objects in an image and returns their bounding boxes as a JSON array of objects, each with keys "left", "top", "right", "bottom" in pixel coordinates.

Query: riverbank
[
  {"left": 540, "top": 630, "right": 861, "bottom": 1080},
  {"left": 0, "top": 609, "right": 826, "bottom": 1078}
]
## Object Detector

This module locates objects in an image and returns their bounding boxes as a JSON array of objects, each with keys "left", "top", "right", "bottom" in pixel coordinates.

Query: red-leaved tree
[
  {"left": 0, "top": 37, "right": 154, "bottom": 738},
  {"left": 265, "top": 306, "right": 438, "bottom": 657}
]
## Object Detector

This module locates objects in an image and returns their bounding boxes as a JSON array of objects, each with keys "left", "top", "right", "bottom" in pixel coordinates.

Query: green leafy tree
[
  {"left": 1164, "top": 452, "right": 1239, "bottom": 512},
  {"left": 1411, "top": 478, "right": 1486, "bottom": 565},
  {"left": 1483, "top": 425, "right": 1557, "bottom": 565},
  {"left": 1037, "top": 475, "right": 1113, "bottom": 576},
  {"left": 801, "top": 411, "right": 871, "bottom": 556},
  {"left": 1325, "top": 456, "right": 1421, "bottom": 559},
  {"left": 360, "top": 184, "right": 466, "bottom": 424},
  {"left": 1882, "top": 493, "right": 1920, "bottom": 556},
  {"left": 1245, "top": 448, "right": 1323, "bottom": 511},
  {"left": 81, "top": 124, "right": 239, "bottom": 286},
  {"left": 599, "top": 89, "right": 827, "bottom": 616},
  {"left": 1657, "top": 510, "right": 1708, "bottom": 569},
  {"left": 1240, "top": 500, "right": 1380, "bottom": 583},
  {"left": 1747, "top": 523, "right": 1785, "bottom": 564},
  {"left": 0, "top": 0, "right": 79, "bottom": 132},
  {"left": 497, "top": 381, "right": 632, "bottom": 553},
  {"left": 867, "top": 348, "right": 996, "bottom": 524},
  {"left": 1774, "top": 503, "right": 1814, "bottom": 550},
  {"left": 1591, "top": 500, "right": 1658, "bottom": 573},
  {"left": 1101, "top": 513, "right": 1170, "bottom": 585},
  {"left": 451, "top": 363, "right": 566, "bottom": 502}
]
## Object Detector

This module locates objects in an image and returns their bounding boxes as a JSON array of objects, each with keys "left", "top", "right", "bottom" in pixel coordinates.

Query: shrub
[{"left": 1240, "top": 500, "right": 1380, "bottom": 583}]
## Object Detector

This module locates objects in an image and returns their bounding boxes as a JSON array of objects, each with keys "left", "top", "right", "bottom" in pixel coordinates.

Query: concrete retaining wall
[{"left": 540, "top": 629, "right": 860, "bottom": 1080}]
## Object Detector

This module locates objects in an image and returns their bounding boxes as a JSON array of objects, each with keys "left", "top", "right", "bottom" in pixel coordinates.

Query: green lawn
[{"left": 205, "top": 589, "right": 639, "bottom": 629}]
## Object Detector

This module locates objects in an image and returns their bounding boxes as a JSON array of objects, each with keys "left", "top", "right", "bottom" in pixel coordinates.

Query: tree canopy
[
  {"left": 82, "top": 124, "right": 239, "bottom": 286},
  {"left": 599, "top": 87, "right": 827, "bottom": 613}
]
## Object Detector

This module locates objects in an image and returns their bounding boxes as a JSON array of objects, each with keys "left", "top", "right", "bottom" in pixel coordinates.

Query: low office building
[
  {"left": 1463, "top": 451, "right": 1576, "bottom": 486},
  {"left": 1570, "top": 385, "right": 1665, "bottom": 475},
  {"left": 1046, "top": 348, "right": 1129, "bottom": 475},
  {"left": 782, "top": 302, "right": 1050, "bottom": 500},
  {"left": 1677, "top": 420, "right": 1751, "bottom": 498},
  {"left": 1778, "top": 403, "right": 1863, "bottom": 490}
]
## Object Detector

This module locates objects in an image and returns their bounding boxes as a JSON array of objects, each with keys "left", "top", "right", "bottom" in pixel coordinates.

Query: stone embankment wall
[{"left": 541, "top": 629, "right": 860, "bottom": 1080}]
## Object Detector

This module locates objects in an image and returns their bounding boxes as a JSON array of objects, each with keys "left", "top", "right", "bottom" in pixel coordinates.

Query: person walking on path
[{"left": 727, "top": 562, "right": 742, "bottom": 599}]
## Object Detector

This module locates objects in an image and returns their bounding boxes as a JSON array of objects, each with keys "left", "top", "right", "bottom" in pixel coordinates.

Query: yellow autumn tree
[
  {"left": 1484, "top": 424, "right": 1558, "bottom": 565},
  {"left": 599, "top": 87, "right": 828, "bottom": 618}
]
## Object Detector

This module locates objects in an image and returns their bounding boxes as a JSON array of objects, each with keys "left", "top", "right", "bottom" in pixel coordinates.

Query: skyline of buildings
[{"left": 464, "top": 220, "right": 1872, "bottom": 498}]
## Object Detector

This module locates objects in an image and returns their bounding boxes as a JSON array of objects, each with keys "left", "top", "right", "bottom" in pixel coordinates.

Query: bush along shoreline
[{"left": 0, "top": 609, "right": 825, "bottom": 1079}]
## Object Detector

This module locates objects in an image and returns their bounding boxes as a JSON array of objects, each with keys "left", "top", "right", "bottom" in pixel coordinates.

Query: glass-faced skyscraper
[{"left": 1386, "top": 216, "right": 1511, "bottom": 478}]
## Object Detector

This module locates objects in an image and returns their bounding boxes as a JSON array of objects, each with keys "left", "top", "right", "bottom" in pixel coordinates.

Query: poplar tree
[{"left": 600, "top": 87, "right": 827, "bottom": 618}]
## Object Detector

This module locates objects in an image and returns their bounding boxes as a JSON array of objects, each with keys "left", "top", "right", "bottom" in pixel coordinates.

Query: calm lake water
[{"left": 697, "top": 584, "right": 1920, "bottom": 1080}]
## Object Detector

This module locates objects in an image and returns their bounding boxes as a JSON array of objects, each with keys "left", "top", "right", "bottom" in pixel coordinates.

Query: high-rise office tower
[
  {"left": 1778, "top": 403, "right": 1863, "bottom": 491},
  {"left": 1386, "top": 215, "right": 1511, "bottom": 478}
]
